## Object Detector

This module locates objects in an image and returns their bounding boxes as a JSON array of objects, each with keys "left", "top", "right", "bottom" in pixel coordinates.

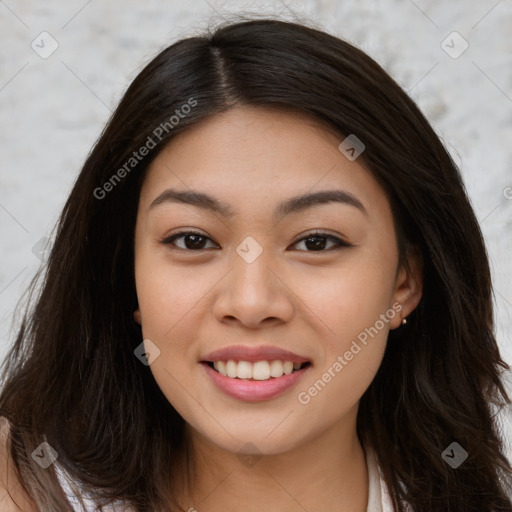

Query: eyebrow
[{"left": 149, "top": 188, "right": 368, "bottom": 218}]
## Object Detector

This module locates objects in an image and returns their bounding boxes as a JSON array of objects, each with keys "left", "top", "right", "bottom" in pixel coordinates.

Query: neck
[{"left": 178, "top": 412, "right": 369, "bottom": 512}]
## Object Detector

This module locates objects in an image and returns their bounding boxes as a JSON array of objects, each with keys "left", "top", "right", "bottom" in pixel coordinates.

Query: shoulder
[
  {"left": 0, "top": 416, "right": 38, "bottom": 512},
  {"left": 0, "top": 417, "right": 132, "bottom": 512}
]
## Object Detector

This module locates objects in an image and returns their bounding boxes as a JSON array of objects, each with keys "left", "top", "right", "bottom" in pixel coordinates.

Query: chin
[{"left": 194, "top": 422, "right": 305, "bottom": 457}]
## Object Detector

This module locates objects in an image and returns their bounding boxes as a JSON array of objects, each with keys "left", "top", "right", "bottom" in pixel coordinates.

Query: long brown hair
[{"left": 1, "top": 15, "right": 511, "bottom": 512}]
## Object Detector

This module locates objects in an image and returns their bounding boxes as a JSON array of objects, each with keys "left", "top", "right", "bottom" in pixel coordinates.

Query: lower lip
[{"left": 201, "top": 363, "right": 310, "bottom": 402}]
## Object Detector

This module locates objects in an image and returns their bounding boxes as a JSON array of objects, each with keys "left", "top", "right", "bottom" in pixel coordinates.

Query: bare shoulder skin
[{"left": 0, "top": 417, "right": 38, "bottom": 512}]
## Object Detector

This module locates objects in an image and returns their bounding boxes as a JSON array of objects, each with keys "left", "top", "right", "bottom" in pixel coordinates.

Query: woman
[{"left": 0, "top": 16, "right": 511, "bottom": 512}]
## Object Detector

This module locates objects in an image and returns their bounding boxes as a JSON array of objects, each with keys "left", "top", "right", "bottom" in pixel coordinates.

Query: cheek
[
  {"left": 133, "top": 250, "right": 204, "bottom": 414},
  {"left": 293, "top": 253, "right": 395, "bottom": 404},
  {"left": 134, "top": 245, "right": 211, "bottom": 341},
  {"left": 300, "top": 256, "right": 397, "bottom": 346},
  {"left": 295, "top": 274, "right": 391, "bottom": 413},
  {"left": 298, "top": 337, "right": 387, "bottom": 417}
]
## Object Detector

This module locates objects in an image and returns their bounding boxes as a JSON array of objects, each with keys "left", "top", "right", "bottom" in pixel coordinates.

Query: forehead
[{"left": 139, "top": 106, "right": 390, "bottom": 222}]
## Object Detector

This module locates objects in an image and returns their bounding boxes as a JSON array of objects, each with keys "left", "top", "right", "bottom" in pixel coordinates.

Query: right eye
[{"left": 159, "top": 231, "right": 219, "bottom": 251}]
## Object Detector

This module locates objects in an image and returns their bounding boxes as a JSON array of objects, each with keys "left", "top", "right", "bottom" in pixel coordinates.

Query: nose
[{"left": 212, "top": 246, "right": 295, "bottom": 330}]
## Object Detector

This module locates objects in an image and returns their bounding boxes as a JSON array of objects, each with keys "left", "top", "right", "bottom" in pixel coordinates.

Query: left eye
[
  {"left": 291, "top": 232, "right": 350, "bottom": 251},
  {"left": 160, "top": 230, "right": 350, "bottom": 252}
]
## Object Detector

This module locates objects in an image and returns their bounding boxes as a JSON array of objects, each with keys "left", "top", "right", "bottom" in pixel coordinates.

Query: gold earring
[{"left": 402, "top": 318, "right": 407, "bottom": 325}]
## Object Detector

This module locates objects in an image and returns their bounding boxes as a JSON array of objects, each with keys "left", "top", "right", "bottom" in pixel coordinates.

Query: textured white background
[{"left": 1, "top": 0, "right": 511, "bottom": 459}]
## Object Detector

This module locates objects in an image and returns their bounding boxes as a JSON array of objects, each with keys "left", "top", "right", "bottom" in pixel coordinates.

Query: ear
[
  {"left": 389, "top": 246, "right": 423, "bottom": 330},
  {"left": 133, "top": 308, "right": 142, "bottom": 325}
]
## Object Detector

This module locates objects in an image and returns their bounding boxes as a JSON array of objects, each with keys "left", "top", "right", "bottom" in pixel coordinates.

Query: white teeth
[
  {"left": 212, "top": 359, "right": 306, "bottom": 380},
  {"left": 236, "top": 361, "right": 252, "bottom": 379},
  {"left": 226, "top": 360, "right": 237, "bottom": 378},
  {"left": 283, "top": 361, "right": 293, "bottom": 375},
  {"left": 217, "top": 361, "right": 226, "bottom": 375},
  {"left": 269, "top": 360, "right": 283, "bottom": 378},
  {"left": 252, "top": 361, "right": 270, "bottom": 380}
]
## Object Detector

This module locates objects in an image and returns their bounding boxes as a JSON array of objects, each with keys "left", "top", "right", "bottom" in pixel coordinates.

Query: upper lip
[{"left": 201, "top": 344, "right": 310, "bottom": 363}]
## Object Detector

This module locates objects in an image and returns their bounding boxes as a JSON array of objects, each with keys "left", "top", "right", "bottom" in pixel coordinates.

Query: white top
[
  {"left": 54, "top": 446, "right": 399, "bottom": 511},
  {"left": 366, "top": 445, "right": 396, "bottom": 512}
]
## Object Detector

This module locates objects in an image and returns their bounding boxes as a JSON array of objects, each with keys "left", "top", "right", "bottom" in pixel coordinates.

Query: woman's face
[{"left": 134, "top": 106, "right": 421, "bottom": 455}]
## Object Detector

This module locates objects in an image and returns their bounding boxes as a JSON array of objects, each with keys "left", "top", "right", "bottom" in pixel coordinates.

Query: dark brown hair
[{"left": 1, "top": 15, "right": 511, "bottom": 512}]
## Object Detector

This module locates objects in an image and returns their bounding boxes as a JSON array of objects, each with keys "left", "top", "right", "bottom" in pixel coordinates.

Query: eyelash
[{"left": 159, "top": 230, "right": 352, "bottom": 252}]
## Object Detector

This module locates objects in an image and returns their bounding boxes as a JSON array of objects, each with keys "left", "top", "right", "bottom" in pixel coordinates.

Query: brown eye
[
  {"left": 160, "top": 231, "right": 218, "bottom": 251},
  {"left": 291, "top": 231, "right": 351, "bottom": 252}
]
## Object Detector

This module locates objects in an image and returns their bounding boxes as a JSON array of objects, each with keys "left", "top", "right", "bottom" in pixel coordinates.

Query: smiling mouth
[{"left": 202, "top": 360, "right": 312, "bottom": 381}]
